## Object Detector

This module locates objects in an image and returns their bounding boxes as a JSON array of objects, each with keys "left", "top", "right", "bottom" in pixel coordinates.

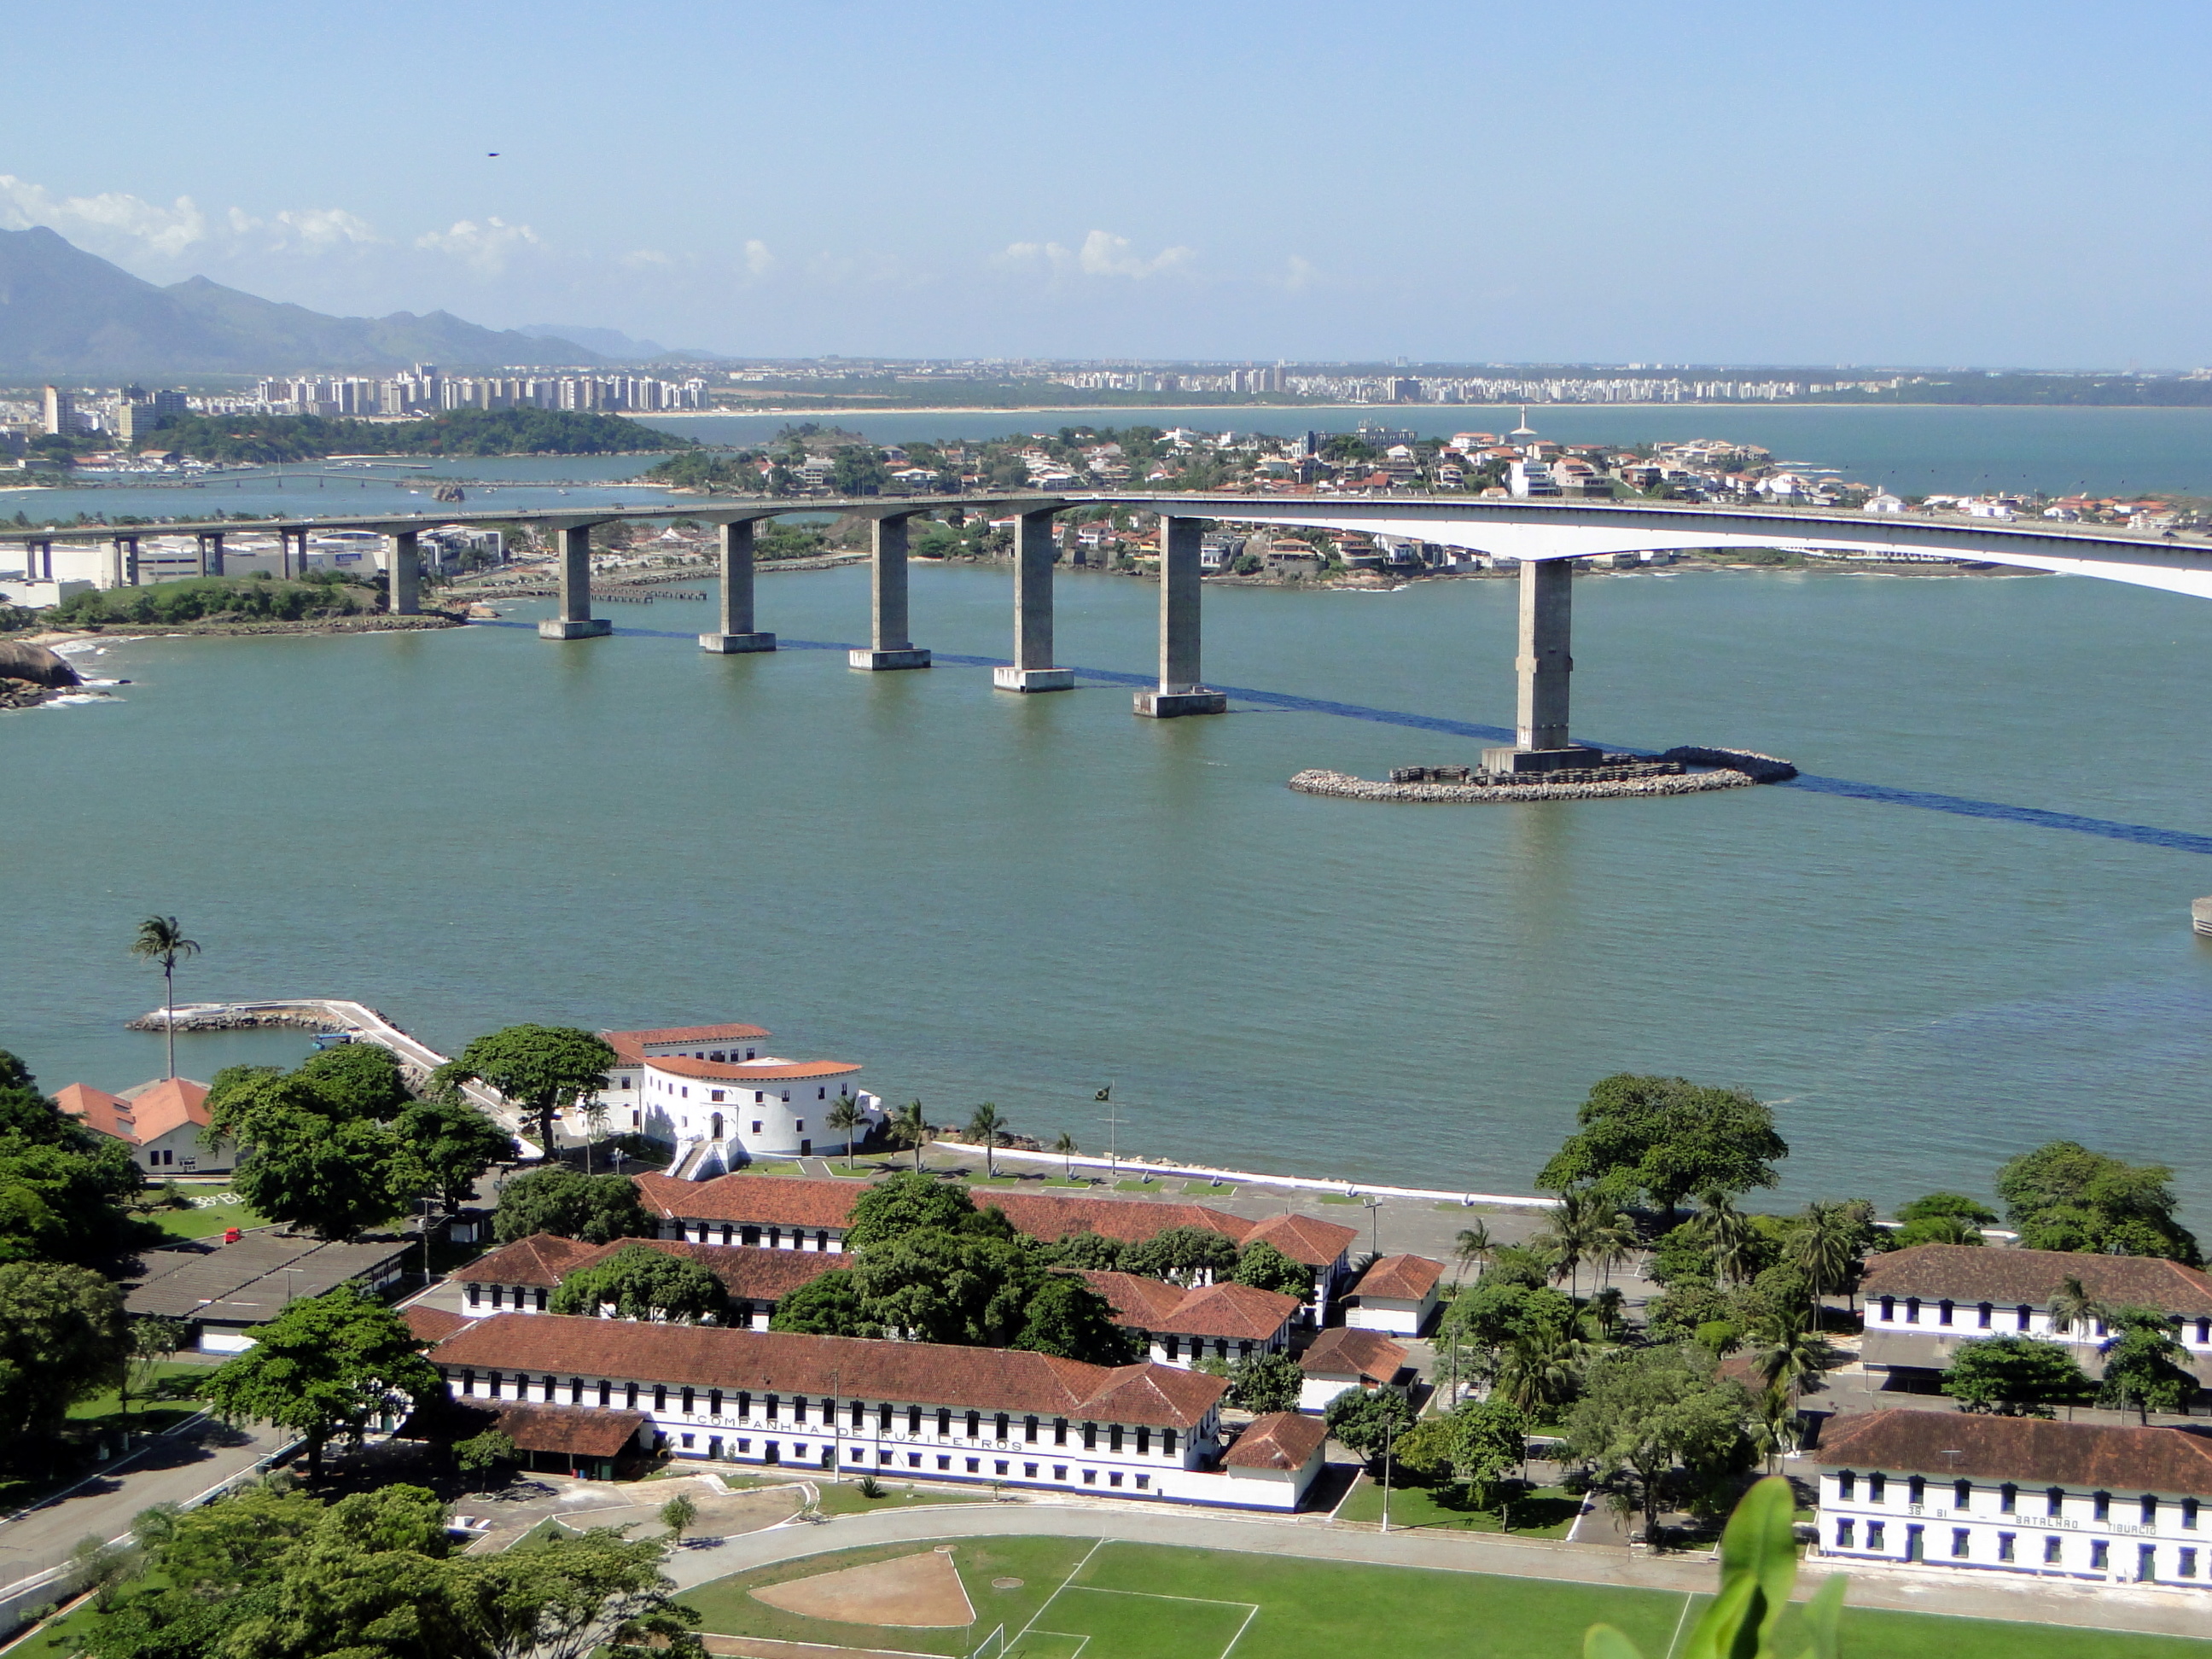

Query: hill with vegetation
[{"left": 141, "top": 408, "right": 690, "bottom": 463}]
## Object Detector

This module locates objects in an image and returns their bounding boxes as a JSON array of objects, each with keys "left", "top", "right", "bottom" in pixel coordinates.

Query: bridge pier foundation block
[
  {"left": 998, "top": 504, "right": 1073, "bottom": 692},
  {"left": 850, "top": 647, "right": 931, "bottom": 670},
  {"left": 701, "top": 632, "right": 776, "bottom": 654},
  {"left": 540, "top": 523, "right": 608, "bottom": 640},
  {"left": 538, "top": 618, "right": 612, "bottom": 640},
  {"left": 1134, "top": 514, "right": 1225, "bottom": 718},
  {"left": 995, "top": 666, "right": 1075, "bottom": 692},
  {"left": 854, "top": 514, "right": 929, "bottom": 669}
]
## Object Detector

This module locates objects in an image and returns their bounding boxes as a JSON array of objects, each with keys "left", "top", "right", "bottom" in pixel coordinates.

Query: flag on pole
[{"left": 1094, "top": 1086, "right": 1112, "bottom": 1102}]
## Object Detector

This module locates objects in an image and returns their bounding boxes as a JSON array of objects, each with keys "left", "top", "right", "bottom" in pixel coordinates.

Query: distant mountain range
[{"left": 0, "top": 226, "right": 616, "bottom": 377}]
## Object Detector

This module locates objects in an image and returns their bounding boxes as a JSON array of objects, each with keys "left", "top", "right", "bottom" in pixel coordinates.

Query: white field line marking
[
  {"left": 1217, "top": 1599, "right": 1264, "bottom": 1659},
  {"left": 1016, "top": 1636, "right": 1091, "bottom": 1659},
  {"left": 1057, "top": 1586, "right": 1260, "bottom": 1613},
  {"left": 1006, "top": 1537, "right": 1107, "bottom": 1656},
  {"left": 1661, "top": 1592, "right": 1697, "bottom": 1659}
]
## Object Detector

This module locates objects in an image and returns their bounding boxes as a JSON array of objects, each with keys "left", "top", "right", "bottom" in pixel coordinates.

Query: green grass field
[
  {"left": 1334, "top": 1476, "right": 1583, "bottom": 1536},
  {"left": 684, "top": 1537, "right": 2212, "bottom": 1659},
  {"left": 153, "top": 1196, "right": 271, "bottom": 1240}
]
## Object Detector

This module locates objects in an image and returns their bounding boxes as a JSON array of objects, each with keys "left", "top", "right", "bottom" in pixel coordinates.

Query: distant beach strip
[{"left": 472, "top": 620, "right": 2212, "bottom": 858}]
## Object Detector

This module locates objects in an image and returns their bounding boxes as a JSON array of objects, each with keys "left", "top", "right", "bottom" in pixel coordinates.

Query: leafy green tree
[
  {"left": 657, "top": 1493, "right": 696, "bottom": 1546},
  {"left": 453, "top": 1429, "right": 518, "bottom": 1486},
  {"left": 766, "top": 1270, "right": 876, "bottom": 1337},
  {"left": 1010, "top": 1274, "right": 1135, "bottom": 1365},
  {"left": 1446, "top": 1277, "right": 1575, "bottom": 1353},
  {"left": 1322, "top": 1387, "right": 1418, "bottom": 1465},
  {"left": 1784, "top": 1199, "right": 1873, "bottom": 1312},
  {"left": 292, "top": 1044, "right": 412, "bottom": 1120},
  {"left": 201, "top": 1284, "right": 441, "bottom": 1476},
  {"left": 849, "top": 1228, "right": 1032, "bottom": 1347},
  {"left": 119, "top": 1316, "right": 185, "bottom": 1422},
  {"left": 1566, "top": 1345, "right": 1758, "bottom": 1539},
  {"left": 1994, "top": 1142, "right": 2200, "bottom": 1263},
  {"left": 129, "top": 916, "right": 200, "bottom": 1080},
  {"left": 493, "top": 1168, "right": 655, "bottom": 1245},
  {"left": 0, "top": 1261, "right": 129, "bottom": 1461},
  {"left": 1938, "top": 1335, "right": 2093, "bottom": 1417},
  {"left": 1052, "top": 1132, "right": 1080, "bottom": 1178},
  {"left": 1450, "top": 1221, "right": 1496, "bottom": 1284},
  {"left": 552, "top": 1244, "right": 727, "bottom": 1324},
  {"left": 1122, "top": 1225, "right": 1239, "bottom": 1286},
  {"left": 1536, "top": 1074, "right": 1788, "bottom": 1218},
  {"left": 1232, "top": 1239, "right": 1312, "bottom": 1299},
  {"left": 0, "top": 1132, "right": 152, "bottom": 1264},
  {"left": 1220, "top": 1351, "right": 1303, "bottom": 1414},
  {"left": 0, "top": 1048, "right": 94, "bottom": 1148},
  {"left": 472, "top": 1524, "right": 707, "bottom": 1659},
  {"left": 231, "top": 1106, "right": 422, "bottom": 1240},
  {"left": 1401, "top": 1398, "right": 1527, "bottom": 1508},
  {"left": 1492, "top": 1322, "right": 1588, "bottom": 1413},
  {"left": 1687, "top": 1191, "right": 1761, "bottom": 1285},
  {"left": 2098, "top": 1309, "right": 2197, "bottom": 1423},
  {"left": 842, "top": 1169, "right": 988, "bottom": 1250},
  {"left": 1889, "top": 1191, "right": 1998, "bottom": 1249},
  {"left": 394, "top": 1095, "right": 517, "bottom": 1213},
  {"left": 1043, "top": 1229, "right": 1124, "bottom": 1271},
  {"left": 437, "top": 1027, "right": 615, "bottom": 1164}
]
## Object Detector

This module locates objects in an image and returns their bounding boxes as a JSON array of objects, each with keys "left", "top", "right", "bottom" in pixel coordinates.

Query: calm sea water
[{"left": 9, "top": 558, "right": 2212, "bottom": 1219}]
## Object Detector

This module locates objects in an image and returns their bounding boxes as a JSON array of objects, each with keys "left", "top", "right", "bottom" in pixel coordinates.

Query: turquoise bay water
[{"left": 9, "top": 562, "right": 2212, "bottom": 1217}]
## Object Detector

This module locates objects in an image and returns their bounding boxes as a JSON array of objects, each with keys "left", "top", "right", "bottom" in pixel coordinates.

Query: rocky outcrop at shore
[
  {"left": 1291, "top": 767, "right": 1760, "bottom": 803},
  {"left": 0, "top": 641, "right": 81, "bottom": 687},
  {"left": 1656, "top": 745, "right": 1799, "bottom": 783},
  {"left": 125, "top": 1007, "right": 346, "bottom": 1033}
]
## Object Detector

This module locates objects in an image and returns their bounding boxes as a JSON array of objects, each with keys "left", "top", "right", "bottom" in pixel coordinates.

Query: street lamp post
[
  {"left": 1380, "top": 1417, "right": 1399, "bottom": 1534},
  {"left": 1363, "top": 1197, "right": 1383, "bottom": 1259}
]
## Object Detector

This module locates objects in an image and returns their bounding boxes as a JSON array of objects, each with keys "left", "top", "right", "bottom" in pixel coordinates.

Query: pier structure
[
  {"left": 538, "top": 521, "right": 613, "bottom": 640},
  {"left": 698, "top": 514, "right": 777, "bottom": 654},
  {"left": 195, "top": 530, "right": 224, "bottom": 577},
  {"left": 1135, "top": 513, "right": 1228, "bottom": 717},
  {"left": 1481, "top": 556, "right": 1603, "bottom": 774},
  {"left": 387, "top": 530, "right": 422, "bottom": 616},
  {"left": 994, "top": 499, "right": 1074, "bottom": 691},
  {"left": 849, "top": 509, "right": 931, "bottom": 671}
]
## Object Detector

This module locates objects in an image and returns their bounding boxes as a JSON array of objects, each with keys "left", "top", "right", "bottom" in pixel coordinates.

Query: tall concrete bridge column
[
  {"left": 538, "top": 524, "right": 612, "bottom": 640},
  {"left": 1481, "top": 556, "right": 1603, "bottom": 774},
  {"left": 108, "top": 535, "right": 140, "bottom": 587},
  {"left": 280, "top": 527, "right": 308, "bottom": 579},
  {"left": 849, "top": 512, "right": 930, "bottom": 670},
  {"left": 994, "top": 506, "right": 1073, "bottom": 691},
  {"left": 387, "top": 531, "right": 421, "bottom": 616},
  {"left": 26, "top": 539, "right": 53, "bottom": 580},
  {"left": 700, "top": 518, "right": 776, "bottom": 653},
  {"left": 1134, "top": 514, "right": 1225, "bottom": 716},
  {"left": 197, "top": 532, "right": 224, "bottom": 577}
]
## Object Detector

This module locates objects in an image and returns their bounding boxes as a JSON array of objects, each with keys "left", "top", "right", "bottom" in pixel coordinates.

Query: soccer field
[{"left": 683, "top": 1535, "right": 2212, "bottom": 1659}]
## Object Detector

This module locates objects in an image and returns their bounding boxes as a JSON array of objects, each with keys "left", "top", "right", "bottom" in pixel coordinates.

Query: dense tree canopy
[
  {"left": 1993, "top": 1142, "right": 2200, "bottom": 1263},
  {"left": 438, "top": 1027, "right": 615, "bottom": 1162},
  {"left": 2099, "top": 1310, "right": 2197, "bottom": 1423},
  {"left": 841, "top": 1171, "right": 1000, "bottom": 1251},
  {"left": 1217, "top": 1351, "right": 1302, "bottom": 1414},
  {"left": 0, "top": 1260, "right": 130, "bottom": 1460},
  {"left": 0, "top": 1048, "right": 154, "bottom": 1262},
  {"left": 201, "top": 1284, "right": 441, "bottom": 1474},
  {"left": 848, "top": 1227, "right": 1033, "bottom": 1347},
  {"left": 1010, "top": 1274, "right": 1135, "bottom": 1365},
  {"left": 1232, "top": 1239, "right": 1313, "bottom": 1299},
  {"left": 1120, "top": 1225, "right": 1238, "bottom": 1286},
  {"left": 143, "top": 409, "right": 690, "bottom": 463},
  {"left": 1566, "top": 1345, "right": 1759, "bottom": 1535},
  {"left": 393, "top": 1094, "right": 517, "bottom": 1213},
  {"left": 1322, "top": 1387, "right": 1419, "bottom": 1464},
  {"left": 552, "top": 1244, "right": 727, "bottom": 1324},
  {"left": 492, "top": 1168, "right": 655, "bottom": 1244},
  {"left": 1939, "top": 1335, "right": 2093, "bottom": 1417},
  {"left": 766, "top": 1270, "right": 876, "bottom": 1337},
  {"left": 1536, "top": 1074, "right": 1788, "bottom": 1215},
  {"left": 292, "top": 1044, "right": 413, "bottom": 1120}
]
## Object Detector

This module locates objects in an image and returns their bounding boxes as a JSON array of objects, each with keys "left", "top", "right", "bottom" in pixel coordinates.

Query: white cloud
[
  {"left": 0, "top": 174, "right": 212, "bottom": 257},
  {"left": 412, "top": 216, "right": 542, "bottom": 275},
  {"left": 1278, "top": 254, "right": 1319, "bottom": 293},
  {"left": 996, "top": 229, "right": 1195, "bottom": 282},
  {"left": 271, "top": 207, "right": 378, "bottom": 252},
  {"left": 743, "top": 238, "right": 774, "bottom": 277},
  {"left": 622, "top": 247, "right": 672, "bottom": 268}
]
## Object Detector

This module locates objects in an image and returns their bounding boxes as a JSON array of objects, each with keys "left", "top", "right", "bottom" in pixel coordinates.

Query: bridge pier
[
  {"left": 995, "top": 506, "right": 1073, "bottom": 691},
  {"left": 538, "top": 524, "right": 611, "bottom": 639},
  {"left": 850, "top": 513, "right": 930, "bottom": 670},
  {"left": 197, "top": 532, "right": 224, "bottom": 578},
  {"left": 110, "top": 535, "right": 139, "bottom": 587},
  {"left": 700, "top": 518, "right": 776, "bottom": 653},
  {"left": 387, "top": 531, "right": 421, "bottom": 615},
  {"left": 1481, "top": 557, "right": 1602, "bottom": 774},
  {"left": 1134, "top": 514, "right": 1225, "bottom": 716},
  {"left": 280, "top": 527, "right": 308, "bottom": 579}
]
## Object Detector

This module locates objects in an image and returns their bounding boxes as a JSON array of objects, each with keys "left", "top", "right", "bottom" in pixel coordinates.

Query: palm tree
[
  {"left": 1692, "top": 1190, "right": 1758, "bottom": 1285},
  {"left": 130, "top": 917, "right": 201, "bottom": 1080},
  {"left": 1532, "top": 1189, "right": 1618, "bottom": 1302},
  {"left": 2047, "top": 1276, "right": 2106, "bottom": 1342},
  {"left": 826, "top": 1096, "right": 866, "bottom": 1170},
  {"left": 1451, "top": 1221, "right": 1496, "bottom": 1287},
  {"left": 1751, "top": 1309, "right": 1837, "bottom": 1410},
  {"left": 582, "top": 1096, "right": 610, "bottom": 1175},
  {"left": 1786, "top": 1201, "right": 1860, "bottom": 1328},
  {"left": 888, "top": 1101, "right": 933, "bottom": 1173},
  {"left": 965, "top": 1103, "right": 1010, "bottom": 1178},
  {"left": 1586, "top": 1207, "right": 1639, "bottom": 1293},
  {"left": 1751, "top": 1382, "right": 1799, "bottom": 1475},
  {"left": 1493, "top": 1324, "right": 1587, "bottom": 1413},
  {"left": 1052, "top": 1132, "right": 1079, "bottom": 1179}
]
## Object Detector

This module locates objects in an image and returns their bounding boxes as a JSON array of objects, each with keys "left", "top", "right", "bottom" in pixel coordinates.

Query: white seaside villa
[{"left": 590, "top": 1023, "right": 886, "bottom": 1176}]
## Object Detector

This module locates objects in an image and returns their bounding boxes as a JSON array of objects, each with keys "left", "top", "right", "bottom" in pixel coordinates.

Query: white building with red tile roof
[
  {"left": 55, "top": 1077, "right": 233, "bottom": 1173},
  {"left": 1220, "top": 1411, "right": 1330, "bottom": 1507},
  {"left": 1297, "top": 1326, "right": 1408, "bottom": 1413},
  {"left": 592, "top": 1022, "right": 883, "bottom": 1174},
  {"left": 424, "top": 1313, "right": 1265, "bottom": 1504},
  {"left": 1078, "top": 1271, "right": 1301, "bottom": 1366},
  {"left": 1344, "top": 1254, "right": 1444, "bottom": 1336},
  {"left": 458, "top": 1231, "right": 843, "bottom": 1327}
]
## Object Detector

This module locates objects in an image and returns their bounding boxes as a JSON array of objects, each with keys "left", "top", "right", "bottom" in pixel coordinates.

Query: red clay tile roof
[
  {"left": 634, "top": 1174, "right": 862, "bottom": 1229},
  {"left": 648, "top": 1057, "right": 860, "bottom": 1083},
  {"left": 429, "top": 1313, "right": 1225, "bottom": 1429},
  {"left": 1225, "top": 1411, "right": 1327, "bottom": 1470},
  {"left": 985, "top": 1192, "right": 1249, "bottom": 1247},
  {"left": 604, "top": 1034, "right": 647, "bottom": 1068},
  {"left": 1861, "top": 1245, "right": 2212, "bottom": 1317},
  {"left": 1077, "top": 1272, "right": 1299, "bottom": 1341},
  {"left": 1814, "top": 1408, "right": 2212, "bottom": 1494},
  {"left": 1243, "top": 1213, "right": 1357, "bottom": 1267},
  {"left": 119, "top": 1078, "right": 212, "bottom": 1143},
  {"left": 404, "top": 1305, "right": 470, "bottom": 1344},
  {"left": 1351, "top": 1254, "right": 1442, "bottom": 1303},
  {"left": 465, "top": 1234, "right": 605, "bottom": 1289},
  {"left": 55, "top": 1083, "right": 134, "bottom": 1142},
  {"left": 608, "top": 1024, "right": 772, "bottom": 1046},
  {"left": 494, "top": 1403, "right": 649, "bottom": 1458},
  {"left": 463, "top": 1234, "right": 845, "bottom": 1301},
  {"left": 1300, "top": 1327, "right": 1406, "bottom": 1382}
]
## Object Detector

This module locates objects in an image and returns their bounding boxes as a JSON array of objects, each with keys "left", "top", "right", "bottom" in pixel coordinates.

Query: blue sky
[{"left": 6, "top": 1, "right": 2208, "bottom": 366}]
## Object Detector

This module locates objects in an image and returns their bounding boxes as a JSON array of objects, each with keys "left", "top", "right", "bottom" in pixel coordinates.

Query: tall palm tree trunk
[{"left": 163, "top": 961, "right": 176, "bottom": 1079}]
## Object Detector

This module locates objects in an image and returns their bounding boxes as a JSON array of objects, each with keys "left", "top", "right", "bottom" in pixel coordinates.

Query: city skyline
[{"left": 6, "top": 2, "right": 2210, "bottom": 367}]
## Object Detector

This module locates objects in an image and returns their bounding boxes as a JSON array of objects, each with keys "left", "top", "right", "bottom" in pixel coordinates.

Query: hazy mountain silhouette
[{"left": 0, "top": 226, "right": 604, "bottom": 375}]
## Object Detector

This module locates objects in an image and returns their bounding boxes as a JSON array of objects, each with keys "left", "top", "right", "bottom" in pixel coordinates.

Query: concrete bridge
[{"left": 9, "top": 494, "right": 2210, "bottom": 769}]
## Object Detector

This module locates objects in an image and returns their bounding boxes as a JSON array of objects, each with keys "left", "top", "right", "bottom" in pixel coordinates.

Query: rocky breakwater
[
  {"left": 0, "top": 639, "right": 89, "bottom": 710},
  {"left": 1289, "top": 744, "right": 1797, "bottom": 804},
  {"left": 125, "top": 1005, "right": 345, "bottom": 1033}
]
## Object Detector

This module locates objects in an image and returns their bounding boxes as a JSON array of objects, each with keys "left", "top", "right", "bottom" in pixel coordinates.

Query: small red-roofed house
[
  {"left": 1344, "top": 1254, "right": 1444, "bottom": 1336},
  {"left": 55, "top": 1076, "right": 231, "bottom": 1173},
  {"left": 1297, "top": 1326, "right": 1408, "bottom": 1414},
  {"left": 1078, "top": 1272, "right": 1301, "bottom": 1367},
  {"left": 1221, "top": 1411, "right": 1329, "bottom": 1508}
]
